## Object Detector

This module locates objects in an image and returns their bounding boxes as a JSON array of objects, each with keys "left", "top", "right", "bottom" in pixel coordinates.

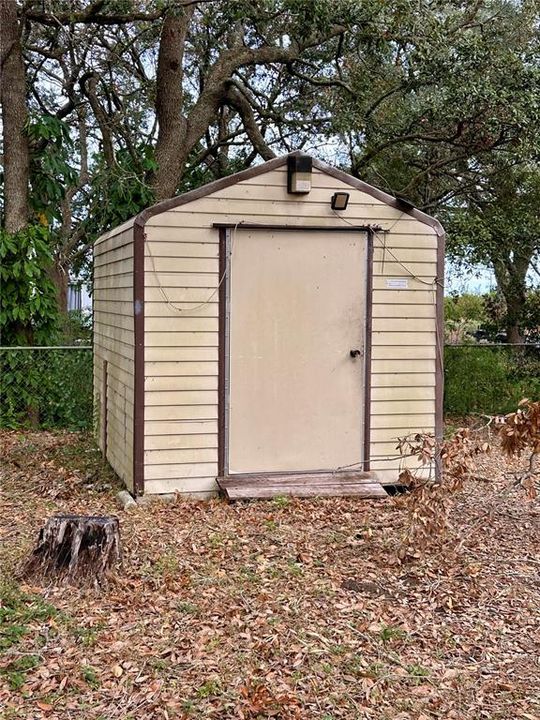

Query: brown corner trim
[
  {"left": 132, "top": 220, "right": 145, "bottom": 496},
  {"left": 435, "top": 232, "right": 446, "bottom": 442},
  {"left": 101, "top": 359, "right": 108, "bottom": 458},
  {"left": 363, "top": 229, "right": 374, "bottom": 471},
  {"left": 217, "top": 227, "right": 227, "bottom": 478}
]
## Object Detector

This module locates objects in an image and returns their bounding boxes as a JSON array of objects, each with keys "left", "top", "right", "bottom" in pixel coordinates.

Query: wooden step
[{"left": 217, "top": 471, "right": 388, "bottom": 500}]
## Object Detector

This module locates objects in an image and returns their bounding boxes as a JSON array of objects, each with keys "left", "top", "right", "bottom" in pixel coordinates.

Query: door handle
[{"left": 350, "top": 349, "right": 362, "bottom": 358}]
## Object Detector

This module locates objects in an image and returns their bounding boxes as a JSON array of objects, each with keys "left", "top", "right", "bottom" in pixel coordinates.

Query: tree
[
  {"left": 2, "top": 0, "right": 539, "bottom": 333},
  {"left": 330, "top": 0, "right": 539, "bottom": 211},
  {"left": 0, "top": 0, "right": 29, "bottom": 233},
  {"left": 445, "top": 165, "right": 540, "bottom": 343}
]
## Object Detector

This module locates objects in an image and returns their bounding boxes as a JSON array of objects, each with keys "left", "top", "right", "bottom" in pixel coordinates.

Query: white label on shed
[{"left": 385, "top": 277, "right": 409, "bottom": 289}]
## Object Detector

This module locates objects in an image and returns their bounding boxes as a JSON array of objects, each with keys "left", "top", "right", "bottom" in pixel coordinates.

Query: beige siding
[
  {"left": 93, "top": 224, "right": 135, "bottom": 491},
  {"left": 142, "top": 166, "right": 439, "bottom": 491}
]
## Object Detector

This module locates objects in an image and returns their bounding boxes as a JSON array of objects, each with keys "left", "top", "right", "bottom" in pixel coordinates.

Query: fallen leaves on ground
[{"left": 0, "top": 430, "right": 539, "bottom": 719}]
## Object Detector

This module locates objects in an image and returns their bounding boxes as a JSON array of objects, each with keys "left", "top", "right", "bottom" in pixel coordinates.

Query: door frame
[{"left": 215, "top": 222, "right": 375, "bottom": 478}]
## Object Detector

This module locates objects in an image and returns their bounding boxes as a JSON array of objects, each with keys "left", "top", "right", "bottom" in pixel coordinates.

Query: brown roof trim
[{"left": 133, "top": 152, "right": 443, "bottom": 236}]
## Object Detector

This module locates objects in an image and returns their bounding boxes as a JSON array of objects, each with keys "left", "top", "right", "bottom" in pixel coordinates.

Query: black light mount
[
  {"left": 287, "top": 154, "right": 312, "bottom": 194},
  {"left": 331, "top": 192, "right": 350, "bottom": 211},
  {"left": 395, "top": 194, "right": 415, "bottom": 211}
]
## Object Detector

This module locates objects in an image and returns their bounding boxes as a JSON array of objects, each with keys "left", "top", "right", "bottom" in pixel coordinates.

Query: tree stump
[{"left": 24, "top": 515, "right": 122, "bottom": 585}]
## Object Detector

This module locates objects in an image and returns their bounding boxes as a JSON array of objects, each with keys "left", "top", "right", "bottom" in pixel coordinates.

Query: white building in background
[{"left": 67, "top": 283, "right": 92, "bottom": 312}]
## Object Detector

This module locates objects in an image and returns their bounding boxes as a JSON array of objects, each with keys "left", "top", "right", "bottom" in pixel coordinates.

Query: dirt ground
[{"left": 0, "top": 430, "right": 539, "bottom": 720}]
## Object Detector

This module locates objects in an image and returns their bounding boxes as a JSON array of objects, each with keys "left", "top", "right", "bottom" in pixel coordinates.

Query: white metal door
[{"left": 227, "top": 229, "right": 366, "bottom": 474}]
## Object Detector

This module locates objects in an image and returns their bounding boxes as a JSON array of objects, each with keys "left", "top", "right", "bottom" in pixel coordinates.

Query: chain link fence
[
  {"left": 1, "top": 344, "right": 539, "bottom": 431},
  {"left": 0, "top": 346, "right": 93, "bottom": 430},
  {"left": 444, "top": 343, "right": 540, "bottom": 415}
]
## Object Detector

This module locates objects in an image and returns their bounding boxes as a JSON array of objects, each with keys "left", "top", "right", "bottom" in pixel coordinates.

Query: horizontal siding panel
[
  {"left": 144, "top": 462, "right": 218, "bottom": 480},
  {"left": 372, "top": 261, "right": 437, "bottom": 277},
  {"left": 144, "top": 448, "right": 217, "bottom": 464},
  {"left": 371, "top": 353, "right": 435, "bottom": 374},
  {"left": 371, "top": 428, "right": 413, "bottom": 444},
  {"left": 144, "top": 478, "right": 218, "bottom": 495},
  {"left": 369, "top": 442, "right": 407, "bottom": 460},
  {"left": 94, "top": 243, "right": 133, "bottom": 266},
  {"left": 373, "top": 246, "right": 437, "bottom": 262},
  {"left": 372, "top": 332, "right": 435, "bottom": 346},
  {"left": 144, "top": 332, "right": 217, "bottom": 347},
  {"left": 145, "top": 433, "right": 217, "bottom": 450},
  {"left": 167, "top": 197, "right": 416, "bottom": 222},
  {"left": 371, "top": 371, "right": 435, "bottom": 386},
  {"left": 372, "top": 290, "right": 437, "bottom": 304},
  {"left": 93, "top": 333, "right": 133, "bottom": 353},
  {"left": 145, "top": 420, "right": 217, "bottom": 436},
  {"left": 93, "top": 288, "right": 133, "bottom": 302},
  {"left": 145, "top": 390, "right": 217, "bottom": 406},
  {"left": 206, "top": 182, "right": 404, "bottom": 207},
  {"left": 144, "top": 287, "right": 218, "bottom": 303},
  {"left": 145, "top": 257, "right": 218, "bottom": 274},
  {"left": 371, "top": 399, "right": 435, "bottom": 415},
  {"left": 371, "top": 386, "right": 435, "bottom": 401},
  {"left": 94, "top": 323, "right": 134, "bottom": 344},
  {"left": 145, "top": 375, "right": 217, "bottom": 391},
  {"left": 372, "top": 346, "right": 436, "bottom": 360},
  {"left": 145, "top": 346, "right": 218, "bottom": 362},
  {"left": 145, "top": 361, "right": 218, "bottom": 376},
  {"left": 145, "top": 226, "right": 436, "bottom": 247},
  {"left": 146, "top": 211, "right": 430, "bottom": 229},
  {"left": 145, "top": 240, "right": 218, "bottom": 256},
  {"left": 95, "top": 220, "right": 134, "bottom": 246},
  {"left": 145, "top": 405, "right": 217, "bottom": 421},
  {"left": 372, "top": 304, "right": 435, "bottom": 319},
  {"left": 94, "top": 300, "right": 133, "bottom": 315},
  {"left": 145, "top": 316, "right": 218, "bottom": 333},
  {"left": 145, "top": 273, "right": 218, "bottom": 288},
  {"left": 94, "top": 274, "right": 134, "bottom": 290},
  {"left": 145, "top": 302, "right": 218, "bottom": 318},
  {"left": 372, "top": 318, "right": 435, "bottom": 333},
  {"left": 144, "top": 227, "right": 217, "bottom": 244},
  {"left": 95, "top": 312, "right": 133, "bottom": 331},
  {"left": 371, "top": 413, "right": 435, "bottom": 429},
  {"left": 94, "top": 258, "right": 134, "bottom": 276}
]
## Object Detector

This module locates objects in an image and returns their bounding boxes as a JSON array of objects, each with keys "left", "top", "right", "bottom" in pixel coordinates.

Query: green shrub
[
  {"left": 444, "top": 346, "right": 540, "bottom": 415},
  {"left": 0, "top": 348, "right": 92, "bottom": 430}
]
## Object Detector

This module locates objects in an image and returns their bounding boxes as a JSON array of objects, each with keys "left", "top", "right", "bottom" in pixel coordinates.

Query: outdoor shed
[{"left": 93, "top": 153, "right": 444, "bottom": 499}]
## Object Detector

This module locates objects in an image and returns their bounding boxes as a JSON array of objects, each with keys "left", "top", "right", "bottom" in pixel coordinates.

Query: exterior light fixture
[
  {"left": 331, "top": 192, "right": 350, "bottom": 211},
  {"left": 287, "top": 154, "right": 312, "bottom": 194}
]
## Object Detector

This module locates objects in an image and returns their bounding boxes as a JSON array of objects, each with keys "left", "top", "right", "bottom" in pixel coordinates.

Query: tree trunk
[
  {"left": 493, "top": 261, "right": 530, "bottom": 345},
  {"left": 505, "top": 292, "right": 526, "bottom": 344},
  {"left": 153, "top": 11, "right": 193, "bottom": 200},
  {"left": 24, "top": 515, "right": 122, "bottom": 585},
  {"left": 50, "top": 260, "right": 69, "bottom": 315},
  {"left": 0, "top": 0, "right": 30, "bottom": 232}
]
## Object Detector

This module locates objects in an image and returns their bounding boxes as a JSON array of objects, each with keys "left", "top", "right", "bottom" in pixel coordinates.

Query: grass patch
[
  {"left": 0, "top": 582, "right": 58, "bottom": 651},
  {"left": 0, "top": 654, "right": 41, "bottom": 691}
]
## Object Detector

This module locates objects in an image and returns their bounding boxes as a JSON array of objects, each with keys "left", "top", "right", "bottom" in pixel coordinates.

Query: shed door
[{"left": 228, "top": 229, "right": 366, "bottom": 475}]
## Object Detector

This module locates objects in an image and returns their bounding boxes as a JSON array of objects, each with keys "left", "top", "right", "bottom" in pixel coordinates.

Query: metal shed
[{"left": 93, "top": 153, "right": 444, "bottom": 499}]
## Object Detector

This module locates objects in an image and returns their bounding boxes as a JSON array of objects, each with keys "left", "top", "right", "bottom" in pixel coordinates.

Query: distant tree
[{"left": 445, "top": 166, "right": 540, "bottom": 343}]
